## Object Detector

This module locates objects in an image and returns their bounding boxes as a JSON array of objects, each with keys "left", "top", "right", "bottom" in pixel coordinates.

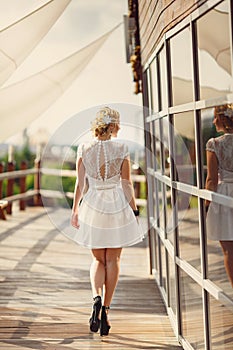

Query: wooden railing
[
  {"left": 0, "top": 160, "right": 146, "bottom": 220},
  {"left": 0, "top": 158, "right": 41, "bottom": 219}
]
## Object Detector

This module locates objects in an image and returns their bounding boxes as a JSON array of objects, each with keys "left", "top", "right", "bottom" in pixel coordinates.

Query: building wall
[
  {"left": 139, "top": 0, "right": 233, "bottom": 349},
  {"left": 139, "top": 0, "right": 208, "bottom": 65}
]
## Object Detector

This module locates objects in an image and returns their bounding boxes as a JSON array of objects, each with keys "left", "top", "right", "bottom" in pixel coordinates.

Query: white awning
[
  {"left": 0, "top": 0, "right": 71, "bottom": 86},
  {"left": 0, "top": 26, "right": 119, "bottom": 142},
  {"left": 197, "top": 4, "right": 231, "bottom": 75}
]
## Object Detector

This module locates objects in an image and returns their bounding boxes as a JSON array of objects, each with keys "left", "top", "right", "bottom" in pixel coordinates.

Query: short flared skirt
[
  {"left": 70, "top": 187, "right": 145, "bottom": 249},
  {"left": 206, "top": 183, "right": 233, "bottom": 241}
]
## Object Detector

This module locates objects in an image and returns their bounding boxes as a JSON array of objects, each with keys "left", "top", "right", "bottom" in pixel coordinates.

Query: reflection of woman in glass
[
  {"left": 71, "top": 107, "right": 144, "bottom": 336},
  {"left": 205, "top": 104, "right": 233, "bottom": 287}
]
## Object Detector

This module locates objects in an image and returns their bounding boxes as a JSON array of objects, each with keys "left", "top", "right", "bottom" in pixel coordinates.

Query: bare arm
[
  {"left": 71, "top": 157, "right": 85, "bottom": 228},
  {"left": 121, "top": 157, "right": 138, "bottom": 211},
  {"left": 205, "top": 150, "right": 218, "bottom": 207}
]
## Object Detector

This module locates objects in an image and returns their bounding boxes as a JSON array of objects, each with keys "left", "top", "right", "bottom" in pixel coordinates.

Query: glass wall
[
  {"left": 197, "top": 1, "right": 233, "bottom": 100},
  {"left": 143, "top": 1, "right": 233, "bottom": 349},
  {"left": 170, "top": 26, "right": 193, "bottom": 105}
]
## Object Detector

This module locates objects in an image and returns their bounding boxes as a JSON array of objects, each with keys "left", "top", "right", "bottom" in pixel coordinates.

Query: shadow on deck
[{"left": 0, "top": 206, "right": 182, "bottom": 349}]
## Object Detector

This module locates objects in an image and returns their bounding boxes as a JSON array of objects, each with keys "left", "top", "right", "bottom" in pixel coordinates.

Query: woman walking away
[{"left": 71, "top": 106, "right": 144, "bottom": 336}]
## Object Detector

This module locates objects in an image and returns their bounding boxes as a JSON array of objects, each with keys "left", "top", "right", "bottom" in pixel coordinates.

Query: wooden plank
[
  {"left": 0, "top": 200, "right": 8, "bottom": 220},
  {"left": 3, "top": 189, "right": 38, "bottom": 203},
  {"left": 0, "top": 169, "right": 36, "bottom": 181},
  {"left": 0, "top": 200, "right": 8, "bottom": 209},
  {"left": 0, "top": 207, "right": 181, "bottom": 349}
]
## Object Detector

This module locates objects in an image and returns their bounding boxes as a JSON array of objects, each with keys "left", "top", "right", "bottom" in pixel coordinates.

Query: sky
[{"left": 0, "top": 0, "right": 143, "bottom": 145}]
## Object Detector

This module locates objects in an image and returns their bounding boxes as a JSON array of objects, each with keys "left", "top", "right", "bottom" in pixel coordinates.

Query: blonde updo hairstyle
[
  {"left": 215, "top": 104, "right": 233, "bottom": 131},
  {"left": 91, "top": 107, "right": 120, "bottom": 137}
]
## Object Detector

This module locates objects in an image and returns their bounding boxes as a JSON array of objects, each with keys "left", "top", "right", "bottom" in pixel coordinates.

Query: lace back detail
[
  {"left": 97, "top": 141, "right": 108, "bottom": 181},
  {"left": 79, "top": 140, "right": 129, "bottom": 181}
]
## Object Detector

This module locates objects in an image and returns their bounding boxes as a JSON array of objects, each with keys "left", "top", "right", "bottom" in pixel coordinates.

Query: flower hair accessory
[
  {"left": 102, "top": 115, "right": 112, "bottom": 125},
  {"left": 91, "top": 107, "right": 120, "bottom": 135},
  {"left": 224, "top": 108, "right": 233, "bottom": 118}
]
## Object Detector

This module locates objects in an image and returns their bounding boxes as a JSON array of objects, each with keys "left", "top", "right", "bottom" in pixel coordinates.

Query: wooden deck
[{"left": 0, "top": 206, "right": 182, "bottom": 350}]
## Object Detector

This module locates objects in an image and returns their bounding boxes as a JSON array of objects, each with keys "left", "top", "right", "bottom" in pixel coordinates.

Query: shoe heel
[
  {"left": 89, "top": 296, "right": 102, "bottom": 333},
  {"left": 100, "top": 306, "right": 111, "bottom": 336}
]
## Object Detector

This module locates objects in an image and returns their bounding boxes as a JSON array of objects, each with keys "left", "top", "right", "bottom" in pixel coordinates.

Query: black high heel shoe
[
  {"left": 100, "top": 306, "right": 111, "bottom": 336},
  {"left": 89, "top": 296, "right": 102, "bottom": 332}
]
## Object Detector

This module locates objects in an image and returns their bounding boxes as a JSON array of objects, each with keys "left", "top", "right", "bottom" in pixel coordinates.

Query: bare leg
[
  {"left": 90, "top": 249, "right": 106, "bottom": 297},
  {"left": 90, "top": 248, "right": 122, "bottom": 335},
  {"left": 103, "top": 248, "right": 122, "bottom": 306},
  {"left": 220, "top": 241, "right": 233, "bottom": 288}
]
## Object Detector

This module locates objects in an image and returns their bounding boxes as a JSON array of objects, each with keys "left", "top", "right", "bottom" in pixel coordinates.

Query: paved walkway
[{"left": 0, "top": 206, "right": 182, "bottom": 349}]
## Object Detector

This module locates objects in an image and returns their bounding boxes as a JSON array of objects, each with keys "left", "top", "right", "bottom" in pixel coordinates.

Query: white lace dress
[
  {"left": 206, "top": 134, "right": 233, "bottom": 240},
  {"left": 71, "top": 140, "right": 144, "bottom": 248}
]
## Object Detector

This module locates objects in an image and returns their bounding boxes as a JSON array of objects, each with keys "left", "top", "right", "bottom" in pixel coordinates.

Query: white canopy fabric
[
  {"left": 0, "top": 26, "right": 119, "bottom": 142},
  {"left": 197, "top": 6, "right": 231, "bottom": 75},
  {"left": 0, "top": 0, "right": 71, "bottom": 86}
]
